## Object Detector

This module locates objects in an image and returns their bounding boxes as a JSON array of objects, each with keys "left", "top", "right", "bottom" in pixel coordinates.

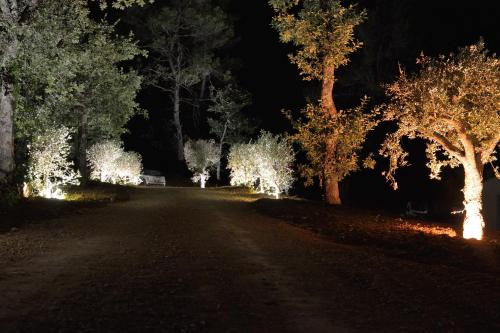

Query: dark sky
[{"left": 227, "top": 0, "right": 499, "bottom": 131}]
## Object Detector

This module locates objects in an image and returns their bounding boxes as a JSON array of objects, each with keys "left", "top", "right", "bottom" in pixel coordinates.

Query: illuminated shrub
[
  {"left": 227, "top": 143, "right": 259, "bottom": 188},
  {"left": 228, "top": 131, "right": 294, "bottom": 198},
  {"left": 115, "top": 151, "right": 143, "bottom": 185},
  {"left": 184, "top": 139, "right": 219, "bottom": 188},
  {"left": 27, "top": 127, "right": 79, "bottom": 199},
  {"left": 87, "top": 140, "right": 142, "bottom": 185}
]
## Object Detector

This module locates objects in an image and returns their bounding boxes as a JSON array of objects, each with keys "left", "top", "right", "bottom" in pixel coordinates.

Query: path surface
[{"left": 0, "top": 187, "right": 499, "bottom": 332}]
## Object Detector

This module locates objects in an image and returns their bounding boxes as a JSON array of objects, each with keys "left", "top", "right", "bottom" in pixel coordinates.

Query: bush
[
  {"left": 184, "top": 139, "right": 219, "bottom": 188},
  {"left": 26, "top": 127, "right": 79, "bottom": 199},
  {"left": 228, "top": 131, "right": 294, "bottom": 198},
  {"left": 87, "top": 140, "right": 142, "bottom": 185}
]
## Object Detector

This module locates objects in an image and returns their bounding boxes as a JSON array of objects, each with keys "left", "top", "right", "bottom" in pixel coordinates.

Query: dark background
[{"left": 119, "top": 0, "right": 499, "bottom": 215}]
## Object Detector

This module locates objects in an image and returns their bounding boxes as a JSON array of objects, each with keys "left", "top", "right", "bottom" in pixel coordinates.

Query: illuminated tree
[
  {"left": 87, "top": 140, "right": 124, "bottom": 183},
  {"left": 27, "top": 127, "right": 79, "bottom": 199},
  {"left": 207, "top": 84, "right": 252, "bottom": 181},
  {"left": 115, "top": 151, "right": 143, "bottom": 185},
  {"left": 144, "top": 0, "right": 232, "bottom": 161},
  {"left": 253, "top": 132, "right": 295, "bottom": 198},
  {"left": 228, "top": 132, "right": 295, "bottom": 198},
  {"left": 380, "top": 41, "right": 500, "bottom": 240},
  {"left": 288, "top": 99, "right": 378, "bottom": 189},
  {"left": 87, "top": 140, "right": 143, "bottom": 185},
  {"left": 269, "top": 0, "right": 368, "bottom": 204},
  {"left": 184, "top": 139, "right": 219, "bottom": 188},
  {"left": 227, "top": 143, "right": 259, "bottom": 188}
]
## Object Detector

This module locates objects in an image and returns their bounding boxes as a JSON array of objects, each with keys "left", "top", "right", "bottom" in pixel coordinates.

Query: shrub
[
  {"left": 184, "top": 139, "right": 219, "bottom": 188},
  {"left": 228, "top": 131, "right": 294, "bottom": 198},
  {"left": 87, "top": 140, "right": 142, "bottom": 185},
  {"left": 27, "top": 127, "right": 79, "bottom": 199},
  {"left": 115, "top": 151, "right": 142, "bottom": 185}
]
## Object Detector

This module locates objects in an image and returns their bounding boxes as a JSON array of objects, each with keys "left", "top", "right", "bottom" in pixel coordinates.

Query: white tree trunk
[
  {"left": 462, "top": 163, "right": 485, "bottom": 240},
  {"left": 200, "top": 173, "right": 206, "bottom": 189}
]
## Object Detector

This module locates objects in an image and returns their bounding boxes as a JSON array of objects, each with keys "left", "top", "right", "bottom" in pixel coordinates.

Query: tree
[
  {"left": 207, "top": 84, "right": 252, "bottom": 181},
  {"left": 228, "top": 131, "right": 295, "bottom": 198},
  {"left": 27, "top": 127, "right": 79, "bottom": 199},
  {"left": 0, "top": 0, "right": 149, "bottom": 183},
  {"left": 287, "top": 98, "right": 378, "bottom": 189},
  {"left": 144, "top": 0, "right": 232, "bottom": 161},
  {"left": 87, "top": 140, "right": 143, "bottom": 185},
  {"left": 269, "top": 0, "right": 368, "bottom": 204},
  {"left": 184, "top": 139, "right": 219, "bottom": 188},
  {"left": 227, "top": 143, "right": 259, "bottom": 188},
  {"left": 253, "top": 131, "right": 295, "bottom": 198},
  {"left": 380, "top": 41, "right": 500, "bottom": 240},
  {"left": 0, "top": 0, "right": 40, "bottom": 183},
  {"left": 14, "top": 0, "right": 143, "bottom": 184}
]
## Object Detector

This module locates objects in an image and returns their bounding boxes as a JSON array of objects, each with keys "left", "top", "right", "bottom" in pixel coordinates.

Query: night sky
[{"left": 123, "top": 0, "right": 499, "bottom": 212}]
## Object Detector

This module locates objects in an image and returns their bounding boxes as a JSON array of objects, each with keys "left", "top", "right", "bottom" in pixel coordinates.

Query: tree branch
[
  {"left": 430, "top": 131, "right": 465, "bottom": 162},
  {"left": 482, "top": 133, "right": 500, "bottom": 164}
]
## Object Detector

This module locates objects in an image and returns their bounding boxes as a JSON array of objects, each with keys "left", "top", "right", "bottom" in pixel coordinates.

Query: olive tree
[
  {"left": 269, "top": 0, "right": 369, "bottom": 205},
  {"left": 87, "top": 140, "right": 143, "bottom": 185},
  {"left": 27, "top": 127, "right": 79, "bottom": 199},
  {"left": 380, "top": 41, "right": 500, "bottom": 240},
  {"left": 184, "top": 139, "right": 219, "bottom": 188},
  {"left": 228, "top": 132, "right": 295, "bottom": 198}
]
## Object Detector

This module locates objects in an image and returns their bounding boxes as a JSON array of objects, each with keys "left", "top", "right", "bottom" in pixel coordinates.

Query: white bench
[{"left": 141, "top": 174, "right": 166, "bottom": 186}]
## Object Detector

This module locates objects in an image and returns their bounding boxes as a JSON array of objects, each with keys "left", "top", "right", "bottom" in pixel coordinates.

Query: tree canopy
[{"left": 380, "top": 41, "right": 500, "bottom": 239}]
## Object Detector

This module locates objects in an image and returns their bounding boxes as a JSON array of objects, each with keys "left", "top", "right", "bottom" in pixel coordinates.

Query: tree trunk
[
  {"left": 0, "top": 79, "right": 15, "bottom": 182},
  {"left": 77, "top": 109, "right": 88, "bottom": 185},
  {"left": 192, "top": 75, "right": 206, "bottom": 132},
  {"left": 0, "top": 39, "right": 18, "bottom": 182},
  {"left": 216, "top": 150, "right": 222, "bottom": 182},
  {"left": 216, "top": 122, "right": 228, "bottom": 182},
  {"left": 462, "top": 161, "right": 485, "bottom": 240},
  {"left": 173, "top": 84, "right": 184, "bottom": 161},
  {"left": 321, "top": 64, "right": 341, "bottom": 205}
]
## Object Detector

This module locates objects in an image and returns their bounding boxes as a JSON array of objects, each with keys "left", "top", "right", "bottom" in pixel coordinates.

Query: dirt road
[{"left": 1, "top": 187, "right": 499, "bottom": 332}]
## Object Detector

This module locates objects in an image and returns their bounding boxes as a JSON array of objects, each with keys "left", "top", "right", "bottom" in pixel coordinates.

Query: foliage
[
  {"left": 96, "top": 0, "right": 154, "bottom": 10},
  {"left": 87, "top": 140, "right": 142, "bottom": 185},
  {"left": 142, "top": 0, "right": 234, "bottom": 160},
  {"left": 227, "top": 143, "right": 259, "bottom": 188},
  {"left": 269, "top": 0, "right": 366, "bottom": 81},
  {"left": 228, "top": 131, "right": 295, "bottom": 198},
  {"left": 269, "top": 0, "right": 369, "bottom": 205},
  {"left": 115, "top": 151, "right": 143, "bottom": 185},
  {"left": 184, "top": 139, "right": 219, "bottom": 188},
  {"left": 380, "top": 41, "right": 500, "bottom": 188},
  {"left": 207, "top": 84, "right": 253, "bottom": 179},
  {"left": 288, "top": 98, "right": 378, "bottom": 186},
  {"left": 208, "top": 84, "right": 252, "bottom": 145},
  {"left": 145, "top": 0, "right": 233, "bottom": 92},
  {"left": 27, "top": 127, "right": 80, "bottom": 198},
  {"left": 380, "top": 41, "right": 500, "bottom": 240},
  {"left": 13, "top": 0, "right": 144, "bottom": 141}
]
